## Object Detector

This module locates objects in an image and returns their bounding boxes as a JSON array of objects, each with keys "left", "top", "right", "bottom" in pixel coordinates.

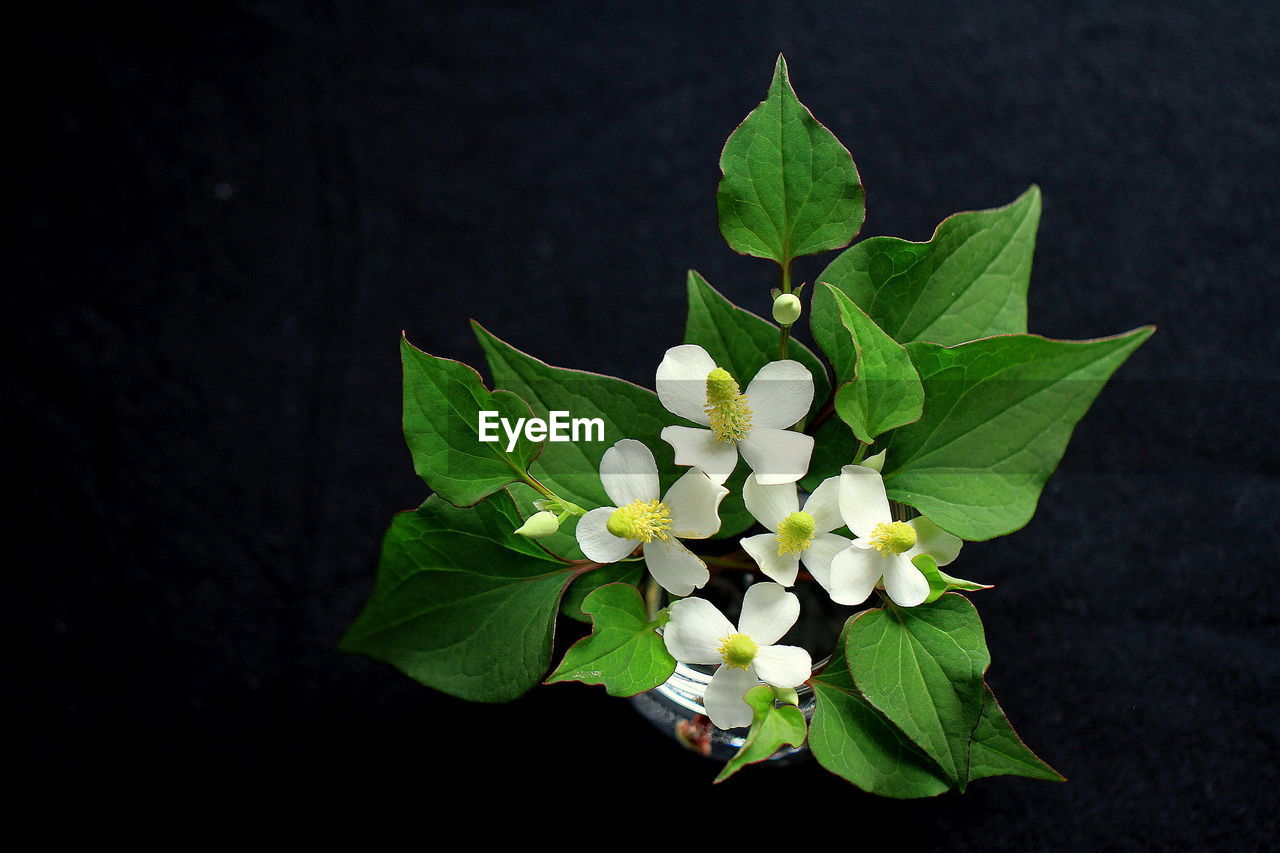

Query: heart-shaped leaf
[
  {"left": 546, "top": 583, "right": 675, "bottom": 697},
  {"left": 843, "top": 593, "right": 990, "bottom": 788},
  {"left": 401, "top": 336, "right": 542, "bottom": 507},
  {"left": 881, "top": 328, "right": 1154, "bottom": 540},
  {"left": 814, "top": 186, "right": 1041, "bottom": 348},
  {"left": 341, "top": 493, "right": 580, "bottom": 703},
  {"left": 717, "top": 55, "right": 864, "bottom": 268}
]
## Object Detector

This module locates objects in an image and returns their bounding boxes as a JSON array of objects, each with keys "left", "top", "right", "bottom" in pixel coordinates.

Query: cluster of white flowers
[{"left": 574, "top": 344, "right": 963, "bottom": 730}]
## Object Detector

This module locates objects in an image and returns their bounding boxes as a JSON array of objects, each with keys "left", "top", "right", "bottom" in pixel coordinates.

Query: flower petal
[
  {"left": 801, "top": 474, "right": 844, "bottom": 534},
  {"left": 655, "top": 344, "right": 715, "bottom": 425},
  {"left": 664, "top": 596, "right": 735, "bottom": 665},
  {"left": 738, "top": 427, "right": 813, "bottom": 485},
  {"left": 744, "top": 359, "right": 814, "bottom": 429},
  {"left": 599, "top": 439, "right": 659, "bottom": 506},
  {"left": 905, "top": 516, "right": 964, "bottom": 567},
  {"left": 663, "top": 469, "right": 729, "bottom": 539},
  {"left": 839, "top": 464, "right": 891, "bottom": 537},
  {"left": 661, "top": 425, "right": 739, "bottom": 485},
  {"left": 742, "top": 477, "right": 798, "bottom": 529},
  {"left": 738, "top": 581, "right": 799, "bottom": 646},
  {"left": 883, "top": 553, "right": 930, "bottom": 607},
  {"left": 642, "top": 537, "right": 709, "bottom": 596},
  {"left": 703, "top": 665, "right": 757, "bottom": 730},
  {"left": 800, "top": 532, "right": 851, "bottom": 589},
  {"left": 740, "top": 533, "right": 801, "bottom": 586},
  {"left": 826, "top": 546, "right": 883, "bottom": 606},
  {"left": 575, "top": 507, "right": 638, "bottom": 564},
  {"left": 752, "top": 645, "right": 812, "bottom": 689}
]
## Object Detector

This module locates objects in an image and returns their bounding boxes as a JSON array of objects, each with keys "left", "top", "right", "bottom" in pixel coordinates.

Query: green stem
[
  {"left": 777, "top": 258, "right": 793, "bottom": 359},
  {"left": 852, "top": 441, "right": 868, "bottom": 464},
  {"left": 703, "top": 555, "right": 758, "bottom": 571},
  {"left": 521, "top": 473, "right": 556, "bottom": 500},
  {"left": 644, "top": 575, "right": 663, "bottom": 620}
]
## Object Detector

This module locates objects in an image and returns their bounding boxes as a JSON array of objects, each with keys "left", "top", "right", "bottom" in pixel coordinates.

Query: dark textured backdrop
[{"left": 9, "top": 0, "right": 1278, "bottom": 844}]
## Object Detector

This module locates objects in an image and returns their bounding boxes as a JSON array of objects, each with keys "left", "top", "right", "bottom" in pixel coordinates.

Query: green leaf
[
  {"left": 473, "top": 322, "right": 679, "bottom": 510},
  {"left": 972, "top": 681, "right": 1064, "bottom": 778},
  {"left": 546, "top": 583, "right": 675, "bottom": 697},
  {"left": 808, "top": 616, "right": 951, "bottom": 798},
  {"left": 969, "top": 683, "right": 1065, "bottom": 783},
  {"left": 682, "top": 270, "right": 831, "bottom": 538},
  {"left": 340, "top": 493, "right": 577, "bottom": 703},
  {"left": 400, "top": 336, "right": 542, "bottom": 507},
  {"left": 881, "top": 328, "right": 1154, "bottom": 540},
  {"left": 560, "top": 561, "right": 645, "bottom": 624},
  {"left": 843, "top": 593, "right": 990, "bottom": 788},
  {"left": 826, "top": 284, "right": 925, "bottom": 443},
  {"left": 715, "top": 686, "right": 808, "bottom": 783},
  {"left": 913, "top": 554, "right": 992, "bottom": 605},
  {"left": 813, "top": 186, "right": 1041, "bottom": 348},
  {"left": 716, "top": 55, "right": 864, "bottom": 267},
  {"left": 684, "top": 270, "right": 830, "bottom": 420}
]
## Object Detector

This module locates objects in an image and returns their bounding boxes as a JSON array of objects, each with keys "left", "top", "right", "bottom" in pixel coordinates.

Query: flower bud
[
  {"left": 772, "top": 293, "right": 802, "bottom": 325},
  {"left": 773, "top": 686, "right": 800, "bottom": 707},
  {"left": 859, "top": 448, "right": 887, "bottom": 472},
  {"left": 514, "top": 510, "right": 560, "bottom": 538}
]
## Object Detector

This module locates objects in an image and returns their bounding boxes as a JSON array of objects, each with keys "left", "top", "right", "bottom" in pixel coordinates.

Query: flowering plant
[{"left": 342, "top": 56, "right": 1151, "bottom": 795}]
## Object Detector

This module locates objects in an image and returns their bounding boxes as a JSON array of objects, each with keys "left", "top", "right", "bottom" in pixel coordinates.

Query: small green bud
[
  {"left": 515, "top": 510, "right": 560, "bottom": 538},
  {"left": 773, "top": 686, "right": 800, "bottom": 707},
  {"left": 772, "top": 293, "right": 803, "bottom": 325},
  {"left": 860, "top": 448, "right": 887, "bottom": 472}
]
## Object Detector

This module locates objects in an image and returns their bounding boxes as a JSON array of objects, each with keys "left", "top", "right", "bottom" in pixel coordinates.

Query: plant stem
[
  {"left": 777, "top": 258, "right": 793, "bottom": 359},
  {"left": 520, "top": 473, "right": 556, "bottom": 500},
  {"left": 704, "top": 555, "right": 758, "bottom": 571},
  {"left": 644, "top": 575, "right": 663, "bottom": 620},
  {"left": 807, "top": 396, "right": 835, "bottom": 433}
]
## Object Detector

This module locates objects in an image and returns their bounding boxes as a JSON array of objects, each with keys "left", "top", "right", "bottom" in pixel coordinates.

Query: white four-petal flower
[
  {"left": 739, "top": 475, "right": 851, "bottom": 587},
  {"left": 663, "top": 582, "right": 812, "bottom": 729},
  {"left": 576, "top": 439, "right": 729, "bottom": 596},
  {"left": 830, "top": 464, "right": 964, "bottom": 607},
  {"left": 656, "top": 344, "right": 814, "bottom": 486}
]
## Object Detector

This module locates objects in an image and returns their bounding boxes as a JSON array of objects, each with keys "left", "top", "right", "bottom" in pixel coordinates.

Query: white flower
[
  {"left": 738, "top": 476, "right": 851, "bottom": 587},
  {"left": 576, "top": 439, "right": 729, "bottom": 596},
  {"left": 656, "top": 344, "right": 814, "bottom": 486},
  {"left": 830, "top": 464, "right": 964, "bottom": 607},
  {"left": 663, "top": 582, "right": 812, "bottom": 729}
]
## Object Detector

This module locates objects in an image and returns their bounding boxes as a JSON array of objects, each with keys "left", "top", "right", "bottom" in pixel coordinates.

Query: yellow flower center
[
  {"left": 718, "top": 633, "right": 759, "bottom": 669},
  {"left": 868, "top": 521, "right": 917, "bottom": 556},
  {"left": 606, "top": 499, "right": 672, "bottom": 543},
  {"left": 704, "top": 367, "right": 752, "bottom": 444},
  {"left": 775, "top": 510, "right": 816, "bottom": 556}
]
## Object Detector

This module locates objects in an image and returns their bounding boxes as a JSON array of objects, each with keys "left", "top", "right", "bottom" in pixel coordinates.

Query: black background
[{"left": 9, "top": 0, "right": 1278, "bottom": 845}]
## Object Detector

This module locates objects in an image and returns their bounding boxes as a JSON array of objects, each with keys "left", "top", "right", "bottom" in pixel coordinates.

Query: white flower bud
[
  {"left": 514, "top": 510, "right": 560, "bottom": 538},
  {"left": 771, "top": 293, "right": 802, "bottom": 325}
]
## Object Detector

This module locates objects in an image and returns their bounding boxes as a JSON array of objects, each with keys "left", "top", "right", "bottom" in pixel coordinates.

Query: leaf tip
[{"left": 770, "top": 53, "right": 791, "bottom": 91}]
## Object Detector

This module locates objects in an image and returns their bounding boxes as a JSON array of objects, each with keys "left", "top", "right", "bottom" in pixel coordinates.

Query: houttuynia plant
[{"left": 341, "top": 55, "right": 1152, "bottom": 795}]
